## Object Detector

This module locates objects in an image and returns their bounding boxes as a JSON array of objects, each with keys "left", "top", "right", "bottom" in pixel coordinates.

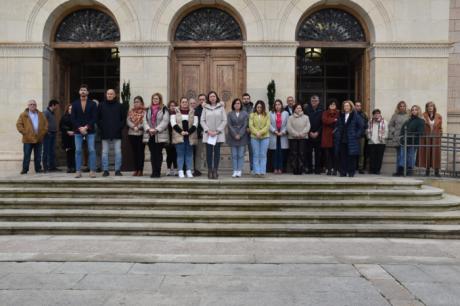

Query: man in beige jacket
[{"left": 16, "top": 99, "right": 48, "bottom": 174}]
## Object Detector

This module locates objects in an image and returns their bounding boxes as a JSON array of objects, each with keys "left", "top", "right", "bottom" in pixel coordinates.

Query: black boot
[
  {"left": 212, "top": 168, "right": 219, "bottom": 179},
  {"left": 435, "top": 169, "right": 441, "bottom": 177},
  {"left": 392, "top": 167, "right": 403, "bottom": 177},
  {"left": 425, "top": 169, "right": 430, "bottom": 177}
]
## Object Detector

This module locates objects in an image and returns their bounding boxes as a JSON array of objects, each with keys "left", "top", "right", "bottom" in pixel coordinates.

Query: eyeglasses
[{"left": 28, "top": 104, "right": 37, "bottom": 106}]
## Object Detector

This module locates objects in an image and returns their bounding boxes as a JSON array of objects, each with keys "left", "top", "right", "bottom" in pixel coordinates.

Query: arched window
[
  {"left": 297, "top": 8, "right": 365, "bottom": 42},
  {"left": 55, "top": 9, "right": 120, "bottom": 42},
  {"left": 174, "top": 8, "right": 242, "bottom": 41}
]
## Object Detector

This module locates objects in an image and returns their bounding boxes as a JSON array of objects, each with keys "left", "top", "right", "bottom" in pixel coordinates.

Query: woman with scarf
[
  {"left": 367, "top": 109, "right": 388, "bottom": 175},
  {"left": 127, "top": 96, "right": 146, "bottom": 176},
  {"left": 143, "top": 93, "right": 170, "bottom": 178}
]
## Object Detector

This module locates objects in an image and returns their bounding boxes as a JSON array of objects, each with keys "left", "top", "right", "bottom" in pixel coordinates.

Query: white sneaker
[
  {"left": 232, "top": 171, "right": 237, "bottom": 178},
  {"left": 186, "top": 170, "right": 194, "bottom": 178},
  {"left": 237, "top": 171, "right": 242, "bottom": 177},
  {"left": 178, "top": 170, "right": 185, "bottom": 178}
]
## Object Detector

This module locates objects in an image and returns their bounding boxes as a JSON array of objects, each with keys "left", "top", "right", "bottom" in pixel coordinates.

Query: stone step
[
  {"left": 0, "top": 187, "right": 443, "bottom": 200},
  {"left": 1, "top": 209, "right": 460, "bottom": 224},
  {"left": 0, "top": 197, "right": 457, "bottom": 211},
  {"left": 1, "top": 221, "right": 460, "bottom": 238},
  {"left": 0, "top": 177, "right": 423, "bottom": 190}
]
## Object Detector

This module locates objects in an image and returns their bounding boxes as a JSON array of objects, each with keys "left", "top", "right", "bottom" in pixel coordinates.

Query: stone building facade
[{"left": 0, "top": 0, "right": 455, "bottom": 170}]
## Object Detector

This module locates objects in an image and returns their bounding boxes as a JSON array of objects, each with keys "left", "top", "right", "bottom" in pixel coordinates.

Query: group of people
[{"left": 16, "top": 84, "right": 443, "bottom": 178}]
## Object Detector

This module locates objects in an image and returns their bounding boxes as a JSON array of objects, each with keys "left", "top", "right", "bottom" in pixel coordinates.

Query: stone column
[
  {"left": 244, "top": 41, "right": 298, "bottom": 102},
  {"left": 0, "top": 43, "right": 51, "bottom": 171},
  {"left": 370, "top": 42, "right": 450, "bottom": 174},
  {"left": 117, "top": 41, "right": 172, "bottom": 103},
  {"left": 449, "top": 0, "right": 460, "bottom": 133}
]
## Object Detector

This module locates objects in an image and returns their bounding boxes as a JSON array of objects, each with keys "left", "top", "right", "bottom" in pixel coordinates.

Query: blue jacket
[
  {"left": 334, "top": 111, "right": 364, "bottom": 156},
  {"left": 71, "top": 99, "right": 98, "bottom": 134}
]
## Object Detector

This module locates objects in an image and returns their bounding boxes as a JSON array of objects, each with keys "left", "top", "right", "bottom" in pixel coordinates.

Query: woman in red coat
[
  {"left": 321, "top": 99, "right": 339, "bottom": 175},
  {"left": 418, "top": 101, "right": 442, "bottom": 177}
]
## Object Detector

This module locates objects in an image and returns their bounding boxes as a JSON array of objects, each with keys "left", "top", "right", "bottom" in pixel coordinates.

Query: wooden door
[{"left": 172, "top": 48, "right": 245, "bottom": 111}]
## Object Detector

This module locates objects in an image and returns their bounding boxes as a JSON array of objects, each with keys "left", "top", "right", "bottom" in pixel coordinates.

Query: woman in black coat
[
  {"left": 59, "top": 104, "right": 76, "bottom": 173},
  {"left": 334, "top": 100, "right": 364, "bottom": 177}
]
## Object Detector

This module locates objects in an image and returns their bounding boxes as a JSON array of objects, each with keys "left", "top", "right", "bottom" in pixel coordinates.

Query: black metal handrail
[{"left": 399, "top": 128, "right": 459, "bottom": 177}]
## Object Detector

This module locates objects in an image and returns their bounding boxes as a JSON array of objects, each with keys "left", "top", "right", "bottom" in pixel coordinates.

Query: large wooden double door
[{"left": 171, "top": 48, "right": 245, "bottom": 112}]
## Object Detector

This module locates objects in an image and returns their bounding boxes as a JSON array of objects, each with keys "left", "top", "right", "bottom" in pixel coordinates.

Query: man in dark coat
[
  {"left": 355, "top": 101, "right": 369, "bottom": 174},
  {"left": 303, "top": 95, "right": 323, "bottom": 174},
  {"left": 71, "top": 84, "right": 98, "bottom": 178},
  {"left": 98, "top": 89, "right": 124, "bottom": 177},
  {"left": 42, "top": 99, "right": 60, "bottom": 172},
  {"left": 242, "top": 93, "right": 254, "bottom": 172},
  {"left": 285, "top": 96, "right": 295, "bottom": 116}
]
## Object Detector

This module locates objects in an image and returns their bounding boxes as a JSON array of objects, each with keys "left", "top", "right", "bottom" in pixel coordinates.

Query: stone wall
[{"left": 0, "top": 0, "right": 453, "bottom": 170}]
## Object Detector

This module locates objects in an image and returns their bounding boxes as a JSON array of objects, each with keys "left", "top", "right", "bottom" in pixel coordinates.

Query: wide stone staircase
[{"left": 0, "top": 176, "right": 460, "bottom": 238}]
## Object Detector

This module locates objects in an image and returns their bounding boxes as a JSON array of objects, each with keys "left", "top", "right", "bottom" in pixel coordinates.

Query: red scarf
[{"left": 150, "top": 104, "right": 160, "bottom": 126}]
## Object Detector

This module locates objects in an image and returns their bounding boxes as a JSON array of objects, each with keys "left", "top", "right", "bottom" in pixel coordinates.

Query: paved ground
[{"left": 1, "top": 236, "right": 460, "bottom": 306}]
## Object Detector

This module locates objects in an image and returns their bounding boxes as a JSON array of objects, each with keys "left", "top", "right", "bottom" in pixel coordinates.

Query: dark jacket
[
  {"left": 194, "top": 104, "right": 203, "bottom": 138},
  {"left": 400, "top": 115, "right": 425, "bottom": 146},
  {"left": 357, "top": 111, "right": 369, "bottom": 137},
  {"left": 44, "top": 107, "right": 58, "bottom": 132},
  {"left": 71, "top": 99, "right": 98, "bottom": 134},
  {"left": 59, "top": 113, "right": 75, "bottom": 150},
  {"left": 304, "top": 104, "right": 323, "bottom": 133},
  {"left": 97, "top": 99, "right": 124, "bottom": 140},
  {"left": 285, "top": 105, "right": 294, "bottom": 116},
  {"left": 334, "top": 111, "right": 364, "bottom": 156},
  {"left": 227, "top": 111, "right": 249, "bottom": 147},
  {"left": 242, "top": 101, "right": 253, "bottom": 114}
]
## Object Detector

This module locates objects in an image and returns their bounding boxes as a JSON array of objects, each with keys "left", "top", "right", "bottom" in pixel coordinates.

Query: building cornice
[
  {"left": 0, "top": 42, "right": 52, "bottom": 59},
  {"left": 116, "top": 41, "right": 172, "bottom": 57},
  {"left": 243, "top": 41, "right": 298, "bottom": 57},
  {"left": 370, "top": 42, "right": 452, "bottom": 59}
]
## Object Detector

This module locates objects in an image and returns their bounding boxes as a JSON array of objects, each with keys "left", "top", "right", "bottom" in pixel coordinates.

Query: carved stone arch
[
  {"left": 278, "top": 0, "right": 393, "bottom": 42},
  {"left": 25, "top": 0, "right": 141, "bottom": 43},
  {"left": 297, "top": 8, "right": 366, "bottom": 42},
  {"left": 152, "top": 0, "right": 264, "bottom": 41},
  {"left": 54, "top": 8, "right": 120, "bottom": 42},
  {"left": 174, "top": 7, "right": 243, "bottom": 41}
]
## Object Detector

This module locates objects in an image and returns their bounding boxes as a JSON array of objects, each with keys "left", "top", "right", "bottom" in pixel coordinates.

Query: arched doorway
[
  {"left": 170, "top": 7, "right": 246, "bottom": 112},
  {"left": 51, "top": 8, "right": 120, "bottom": 106},
  {"left": 296, "top": 8, "right": 370, "bottom": 110}
]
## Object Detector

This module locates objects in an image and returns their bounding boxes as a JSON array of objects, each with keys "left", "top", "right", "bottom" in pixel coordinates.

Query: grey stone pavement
[{"left": 1, "top": 236, "right": 460, "bottom": 305}]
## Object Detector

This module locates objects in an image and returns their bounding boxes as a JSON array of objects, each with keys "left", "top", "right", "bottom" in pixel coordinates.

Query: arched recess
[
  {"left": 169, "top": 5, "right": 247, "bottom": 112},
  {"left": 152, "top": 0, "right": 263, "bottom": 42},
  {"left": 47, "top": 6, "right": 121, "bottom": 109},
  {"left": 279, "top": 0, "right": 393, "bottom": 42},
  {"left": 295, "top": 6, "right": 372, "bottom": 114},
  {"left": 26, "top": 0, "right": 140, "bottom": 42}
]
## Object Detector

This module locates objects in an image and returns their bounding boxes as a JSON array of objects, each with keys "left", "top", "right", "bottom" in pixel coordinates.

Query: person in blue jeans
[
  {"left": 16, "top": 100, "right": 48, "bottom": 174},
  {"left": 42, "top": 99, "right": 60, "bottom": 172},
  {"left": 269, "top": 99, "right": 289, "bottom": 174},
  {"left": 170, "top": 97, "right": 198, "bottom": 178},
  {"left": 227, "top": 98, "right": 249, "bottom": 178},
  {"left": 71, "top": 84, "right": 98, "bottom": 178},
  {"left": 249, "top": 100, "right": 270, "bottom": 177},
  {"left": 98, "top": 89, "right": 124, "bottom": 177},
  {"left": 398, "top": 105, "right": 425, "bottom": 176}
]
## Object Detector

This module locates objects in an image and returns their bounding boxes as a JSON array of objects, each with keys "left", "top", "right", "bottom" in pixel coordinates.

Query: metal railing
[{"left": 399, "top": 128, "right": 460, "bottom": 177}]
